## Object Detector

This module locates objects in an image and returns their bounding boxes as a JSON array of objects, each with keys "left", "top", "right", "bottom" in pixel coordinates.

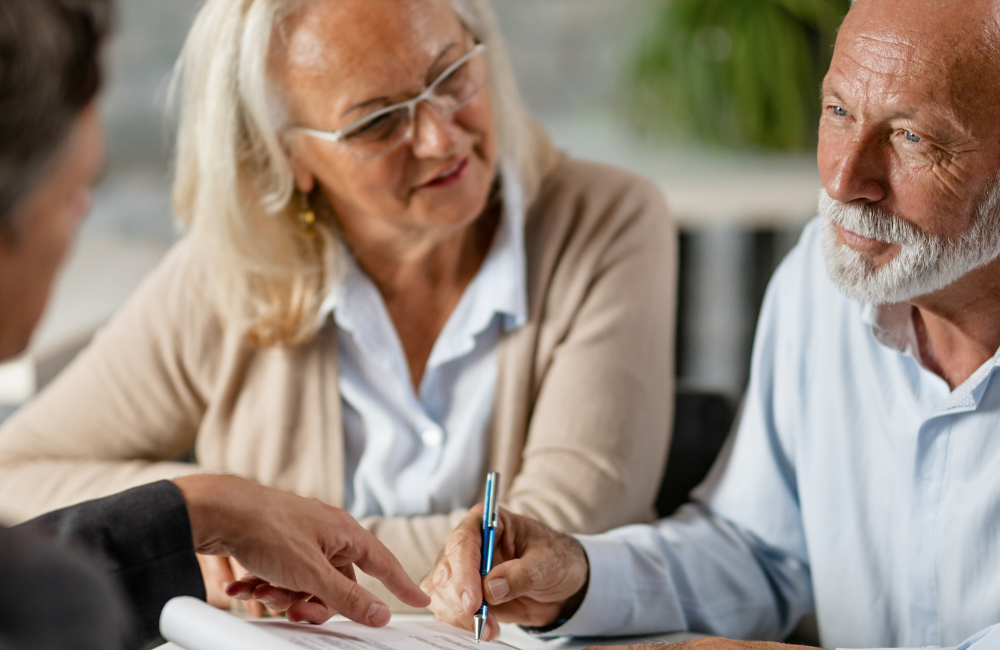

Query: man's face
[
  {"left": 0, "top": 104, "right": 105, "bottom": 360},
  {"left": 817, "top": 0, "right": 1000, "bottom": 304}
]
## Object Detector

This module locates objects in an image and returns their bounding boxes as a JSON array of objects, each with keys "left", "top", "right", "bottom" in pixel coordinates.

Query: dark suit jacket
[{"left": 1, "top": 481, "right": 205, "bottom": 649}]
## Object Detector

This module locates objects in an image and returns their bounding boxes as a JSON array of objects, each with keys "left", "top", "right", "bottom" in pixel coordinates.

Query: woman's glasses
[{"left": 291, "top": 43, "right": 488, "bottom": 161}]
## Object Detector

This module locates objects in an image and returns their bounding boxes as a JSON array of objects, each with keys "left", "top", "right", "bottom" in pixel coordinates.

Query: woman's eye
[
  {"left": 355, "top": 113, "right": 391, "bottom": 134},
  {"left": 904, "top": 130, "right": 922, "bottom": 143},
  {"left": 433, "top": 64, "right": 469, "bottom": 98},
  {"left": 832, "top": 106, "right": 848, "bottom": 117}
]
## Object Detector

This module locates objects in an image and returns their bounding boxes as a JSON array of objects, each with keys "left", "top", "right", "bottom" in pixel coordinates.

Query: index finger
[
  {"left": 443, "top": 505, "right": 491, "bottom": 616},
  {"left": 310, "top": 561, "right": 392, "bottom": 626},
  {"left": 348, "top": 531, "right": 431, "bottom": 609}
]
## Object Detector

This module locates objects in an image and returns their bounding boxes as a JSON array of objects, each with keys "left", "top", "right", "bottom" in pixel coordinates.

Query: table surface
[{"left": 157, "top": 613, "right": 704, "bottom": 650}]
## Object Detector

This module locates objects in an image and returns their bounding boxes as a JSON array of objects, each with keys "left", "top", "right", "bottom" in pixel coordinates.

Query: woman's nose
[{"left": 409, "top": 102, "right": 459, "bottom": 159}]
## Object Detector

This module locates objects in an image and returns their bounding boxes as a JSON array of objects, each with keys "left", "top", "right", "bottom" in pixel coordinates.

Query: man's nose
[
  {"left": 821, "top": 131, "right": 887, "bottom": 205},
  {"left": 410, "top": 102, "right": 459, "bottom": 158}
]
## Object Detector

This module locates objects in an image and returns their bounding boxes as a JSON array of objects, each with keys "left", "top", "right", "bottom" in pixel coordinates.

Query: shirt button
[{"left": 421, "top": 427, "right": 444, "bottom": 447}]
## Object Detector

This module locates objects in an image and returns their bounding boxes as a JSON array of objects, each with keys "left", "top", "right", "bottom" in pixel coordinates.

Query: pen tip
[{"left": 474, "top": 614, "right": 485, "bottom": 643}]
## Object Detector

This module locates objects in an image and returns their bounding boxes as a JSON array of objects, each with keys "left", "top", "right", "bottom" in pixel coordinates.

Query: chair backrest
[{"left": 656, "top": 390, "right": 736, "bottom": 518}]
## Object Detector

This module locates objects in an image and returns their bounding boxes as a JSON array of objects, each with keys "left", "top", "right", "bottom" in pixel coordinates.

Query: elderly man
[{"left": 421, "top": 1, "right": 1000, "bottom": 649}]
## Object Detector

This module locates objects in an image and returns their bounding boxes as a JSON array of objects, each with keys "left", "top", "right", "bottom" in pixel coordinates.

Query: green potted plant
[{"left": 628, "top": 0, "right": 851, "bottom": 151}]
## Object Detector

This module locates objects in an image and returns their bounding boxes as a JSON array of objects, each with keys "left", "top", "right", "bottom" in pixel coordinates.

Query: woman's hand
[
  {"left": 197, "top": 554, "right": 237, "bottom": 610},
  {"left": 197, "top": 555, "right": 275, "bottom": 617},
  {"left": 224, "top": 565, "right": 357, "bottom": 623},
  {"left": 173, "top": 475, "right": 430, "bottom": 626},
  {"left": 421, "top": 505, "right": 590, "bottom": 642}
]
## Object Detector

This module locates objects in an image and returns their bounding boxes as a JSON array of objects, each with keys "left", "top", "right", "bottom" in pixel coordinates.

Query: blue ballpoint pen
[{"left": 474, "top": 471, "right": 500, "bottom": 644}]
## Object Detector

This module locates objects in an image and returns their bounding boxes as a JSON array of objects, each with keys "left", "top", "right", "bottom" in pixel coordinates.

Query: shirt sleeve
[
  {"left": 539, "top": 504, "right": 811, "bottom": 639},
  {"left": 14, "top": 480, "right": 205, "bottom": 646},
  {"left": 539, "top": 235, "right": 818, "bottom": 640}
]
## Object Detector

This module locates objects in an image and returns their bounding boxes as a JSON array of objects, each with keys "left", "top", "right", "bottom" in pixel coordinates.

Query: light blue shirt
[
  {"left": 320, "top": 170, "right": 527, "bottom": 520},
  {"left": 557, "top": 219, "right": 1000, "bottom": 650}
]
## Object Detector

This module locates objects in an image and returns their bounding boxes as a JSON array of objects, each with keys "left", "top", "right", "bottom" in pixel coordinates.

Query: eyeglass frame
[{"left": 289, "top": 42, "right": 488, "bottom": 161}]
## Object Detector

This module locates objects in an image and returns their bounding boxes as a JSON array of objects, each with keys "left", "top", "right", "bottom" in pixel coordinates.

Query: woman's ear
[{"left": 286, "top": 138, "right": 316, "bottom": 194}]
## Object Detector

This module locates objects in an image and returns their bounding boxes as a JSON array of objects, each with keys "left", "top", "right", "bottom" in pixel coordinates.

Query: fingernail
[
  {"left": 368, "top": 601, "right": 390, "bottom": 626},
  {"left": 487, "top": 578, "right": 509, "bottom": 601},
  {"left": 461, "top": 591, "right": 473, "bottom": 612}
]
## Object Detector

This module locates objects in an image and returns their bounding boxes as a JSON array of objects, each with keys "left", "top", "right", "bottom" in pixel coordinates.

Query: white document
[{"left": 160, "top": 597, "right": 515, "bottom": 650}]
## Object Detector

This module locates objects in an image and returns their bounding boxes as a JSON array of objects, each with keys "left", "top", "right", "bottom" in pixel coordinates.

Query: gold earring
[{"left": 299, "top": 191, "right": 317, "bottom": 239}]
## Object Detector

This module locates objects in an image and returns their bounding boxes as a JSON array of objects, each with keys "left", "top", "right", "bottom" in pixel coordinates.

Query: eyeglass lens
[{"left": 340, "top": 49, "right": 485, "bottom": 160}]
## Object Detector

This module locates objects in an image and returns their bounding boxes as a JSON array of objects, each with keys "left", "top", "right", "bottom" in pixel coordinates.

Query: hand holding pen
[{"left": 421, "top": 478, "right": 590, "bottom": 644}]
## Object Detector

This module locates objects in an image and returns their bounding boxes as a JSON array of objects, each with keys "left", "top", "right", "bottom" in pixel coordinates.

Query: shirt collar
[
  {"left": 862, "top": 301, "right": 1000, "bottom": 412},
  {"left": 319, "top": 160, "right": 529, "bottom": 333},
  {"left": 861, "top": 302, "right": 919, "bottom": 357}
]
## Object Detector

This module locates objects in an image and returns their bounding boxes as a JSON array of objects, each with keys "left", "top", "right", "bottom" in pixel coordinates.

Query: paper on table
[
  {"left": 160, "top": 597, "right": 514, "bottom": 650},
  {"left": 160, "top": 597, "right": 301, "bottom": 650},
  {"left": 259, "top": 619, "right": 513, "bottom": 650}
]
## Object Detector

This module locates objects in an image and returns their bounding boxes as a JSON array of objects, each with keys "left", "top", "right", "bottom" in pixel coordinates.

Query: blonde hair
[{"left": 171, "top": 0, "right": 552, "bottom": 347}]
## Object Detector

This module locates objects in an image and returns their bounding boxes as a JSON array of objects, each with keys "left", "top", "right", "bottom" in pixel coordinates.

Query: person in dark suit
[{"left": 0, "top": 1, "right": 430, "bottom": 648}]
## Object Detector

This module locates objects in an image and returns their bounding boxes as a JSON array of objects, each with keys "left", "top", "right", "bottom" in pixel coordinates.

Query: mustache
[{"left": 817, "top": 191, "right": 930, "bottom": 248}]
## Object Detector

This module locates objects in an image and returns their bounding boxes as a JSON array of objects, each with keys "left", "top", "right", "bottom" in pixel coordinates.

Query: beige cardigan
[{"left": 0, "top": 155, "right": 677, "bottom": 608}]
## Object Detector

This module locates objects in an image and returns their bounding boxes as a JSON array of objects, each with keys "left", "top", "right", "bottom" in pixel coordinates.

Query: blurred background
[{"left": 0, "top": 0, "right": 849, "bottom": 417}]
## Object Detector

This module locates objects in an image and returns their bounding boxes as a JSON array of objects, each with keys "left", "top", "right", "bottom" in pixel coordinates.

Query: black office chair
[{"left": 656, "top": 390, "right": 736, "bottom": 518}]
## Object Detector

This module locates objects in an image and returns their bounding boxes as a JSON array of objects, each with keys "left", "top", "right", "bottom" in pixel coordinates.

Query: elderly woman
[{"left": 0, "top": 0, "right": 676, "bottom": 610}]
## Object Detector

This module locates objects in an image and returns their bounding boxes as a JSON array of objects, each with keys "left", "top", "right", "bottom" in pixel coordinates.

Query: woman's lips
[{"left": 421, "top": 158, "right": 469, "bottom": 189}]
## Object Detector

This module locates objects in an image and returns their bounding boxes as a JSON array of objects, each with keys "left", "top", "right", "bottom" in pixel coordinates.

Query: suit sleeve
[
  {"left": 0, "top": 525, "right": 134, "bottom": 649},
  {"left": 14, "top": 480, "right": 205, "bottom": 647}
]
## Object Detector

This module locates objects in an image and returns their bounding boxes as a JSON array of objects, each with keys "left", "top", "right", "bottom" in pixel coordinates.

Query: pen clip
[{"left": 483, "top": 471, "right": 500, "bottom": 529}]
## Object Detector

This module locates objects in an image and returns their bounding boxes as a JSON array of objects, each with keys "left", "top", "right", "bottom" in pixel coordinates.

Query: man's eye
[
  {"left": 832, "top": 106, "right": 848, "bottom": 116},
  {"left": 904, "top": 130, "right": 922, "bottom": 143}
]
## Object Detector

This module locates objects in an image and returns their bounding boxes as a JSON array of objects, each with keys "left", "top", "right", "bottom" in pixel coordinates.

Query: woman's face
[{"left": 275, "top": 0, "right": 498, "bottom": 257}]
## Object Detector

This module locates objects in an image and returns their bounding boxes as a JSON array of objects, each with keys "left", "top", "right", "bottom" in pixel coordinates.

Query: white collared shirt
[
  {"left": 553, "top": 218, "right": 1000, "bottom": 650},
  {"left": 320, "top": 170, "right": 527, "bottom": 520}
]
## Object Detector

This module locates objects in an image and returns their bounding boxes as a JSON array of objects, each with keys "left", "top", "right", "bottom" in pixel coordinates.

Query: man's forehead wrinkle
[
  {"left": 848, "top": 31, "right": 954, "bottom": 80},
  {"left": 831, "top": 28, "right": 977, "bottom": 135},
  {"left": 830, "top": 48, "right": 914, "bottom": 108}
]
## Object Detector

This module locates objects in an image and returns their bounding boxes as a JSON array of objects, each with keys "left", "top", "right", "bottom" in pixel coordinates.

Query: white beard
[{"left": 819, "top": 178, "right": 1000, "bottom": 305}]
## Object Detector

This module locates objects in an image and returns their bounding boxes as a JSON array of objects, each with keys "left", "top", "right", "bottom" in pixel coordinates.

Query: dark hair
[{"left": 0, "top": 0, "right": 112, "bottom": 233}]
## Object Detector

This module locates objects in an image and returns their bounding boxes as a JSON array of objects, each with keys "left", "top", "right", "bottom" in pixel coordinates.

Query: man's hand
[
  {"left": 172, "top": 475, "right": 430, "bottom": 626},
  {"left": 421, "top": 505, "right": 589, "bottom": 642}
]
